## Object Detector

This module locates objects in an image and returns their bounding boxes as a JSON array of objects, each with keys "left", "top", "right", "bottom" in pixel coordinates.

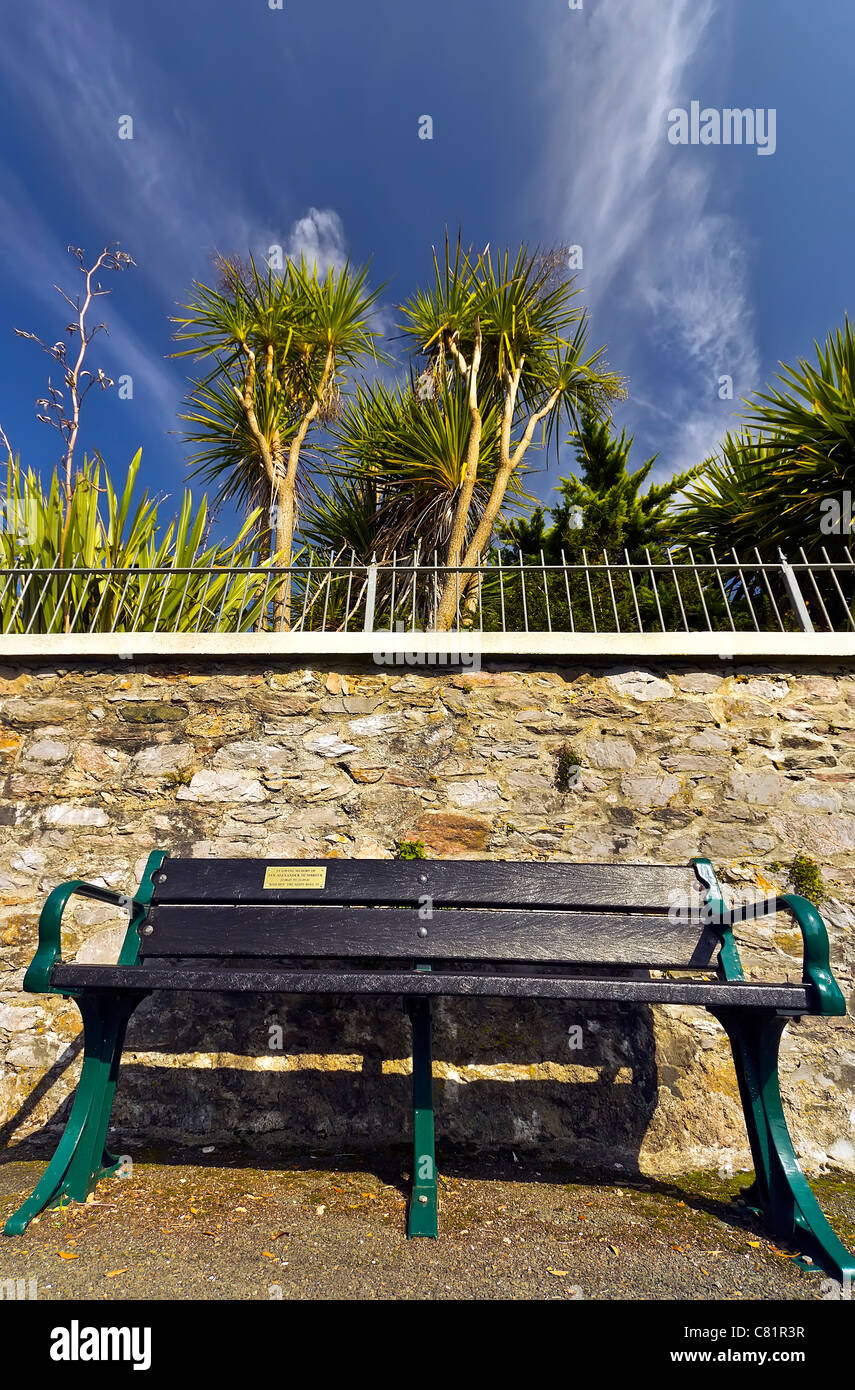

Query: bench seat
[{"left": 50, "top": 963, "right": 815, "bottom": 1009}]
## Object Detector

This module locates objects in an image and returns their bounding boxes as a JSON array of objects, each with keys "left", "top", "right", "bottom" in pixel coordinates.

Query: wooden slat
[
  {"left": 140, "top": 905, "right": 720, "bottom": 969},
  {"left": 151, "top": 858, "right": 700, "bottom": 911},
  {"left": 50, "top": 963, "right": 813, "bottom": 1010}
]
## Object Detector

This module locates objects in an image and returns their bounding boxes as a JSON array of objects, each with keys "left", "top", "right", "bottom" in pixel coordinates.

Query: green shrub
[
  {"left": 554, "top": 743, "right": 583, "bottom": 794},
  {"left": 788, "top": 853, "right": 827, "bottom": 904},
  {"left": 0, "top": 452, "right": 269, "bottom": 633},
  {"left": 397, "top": 840, "right": 427, "bottom": 860}
]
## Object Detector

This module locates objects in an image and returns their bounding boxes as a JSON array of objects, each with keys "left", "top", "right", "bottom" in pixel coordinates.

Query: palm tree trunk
[{"left": 271, "top": 347, "right": 335, "bottom": 631}]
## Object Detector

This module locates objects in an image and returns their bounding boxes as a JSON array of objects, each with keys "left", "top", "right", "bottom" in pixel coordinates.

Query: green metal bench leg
[
  {"left": 712, "top": 1007, "right": 855, "bottom": 1283},
  {"left": 406, "top": 996, "right": 438, "bottom": 1238},
  {"left": 4, "top": 991, "right": 142, "bottom": 1236}
]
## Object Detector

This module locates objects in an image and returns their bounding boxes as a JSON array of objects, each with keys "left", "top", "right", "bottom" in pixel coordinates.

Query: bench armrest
[
  {"left": 718, "top": 893, "right": 845, "bottom": 1016},
  {"left": 23, "top": 851, "right": 166, "bottom": 995},
  {"left": 691, "top": 858, "right": 847, "bottom": 1016},
  {"left": 773, "top": 894, "right": 847, "bottom": 1017}
]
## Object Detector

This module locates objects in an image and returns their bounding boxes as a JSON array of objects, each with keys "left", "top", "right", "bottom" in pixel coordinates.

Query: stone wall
[{"left": 1, "top": 657, "right": 853, "bottom": 1177}]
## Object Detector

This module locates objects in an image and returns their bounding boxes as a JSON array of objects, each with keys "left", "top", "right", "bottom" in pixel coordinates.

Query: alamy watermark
[
  {"left": 668, "top": 103, "right": 776, "bottom": 156},
  {"left": 1, "top": 1276, "right": 38, "bottom": 1299},
  {"left": 50, "top": 1321, "right": 151, "bottom": 1370},
  {"left": 1, "top": 498, "right": 38, "bottom": 544},
  {"left": 373, "top": 622, "right": 482, "bottom": 671},
  {"left": 668, "top": 886, "right": 779, "bottom": 926},
  {"left": 820, "top": 493, "right": 855, "bottom": 534}
]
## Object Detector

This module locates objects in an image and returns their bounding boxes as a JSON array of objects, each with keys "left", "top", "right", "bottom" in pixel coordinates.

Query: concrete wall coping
[{"left": 1, "top": 631, "right": 854, "bottom": 662}]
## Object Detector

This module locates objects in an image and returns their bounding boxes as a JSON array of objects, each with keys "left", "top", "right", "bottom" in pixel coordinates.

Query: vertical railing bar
[
  {"left": 129, "top": 570, "right": 155, "bottom": 633},
  {"left": 753, "top": 547, "right": 785, "bottom": 631},
  {"left": 39, "top": 570, "right": 76, "bottom": 636},
  {"left": 820, "top": 546, "right": 855, "bottom": 631},
  {"left": 20, "top": 569, "right": 49, "bottom": 635},
  {"left": 214, "top": 565, "right": 235, "bottom": 633},
  {"left": 232, "top": 564, "right": 254, "bottom": 632},
  {"left": 296, "top": 551, "right": 314, "bottom": 633},
  {"left": 777, "top": 549, "right": 813, "bottom": 632},
  {"left": 320, "top": 552, "right": 334, "bottom": 634},
  {"left": 560, "top": 549, "right": 575, "bottom": 633},
  {"left": 0, "top": 571, "right": 17, "bottom": 630},
  {"left": 518, "top": 549, "right": 529, "bottom": 632},
  {"left": 666, "top": 548, "right": 688, "bottom": 632},
  {"left": 0, "top": 570, "right": 16, "bottom": 609},
  {"left": 85, "top": 567, "right": 115, "bottom": 633},
  {"left": 687, "top": 546, "right": 713, "bottom": 631},
  {"left": 42, "top": 567, "right": 74, "bottom": 636},
  {"left": 23, "top": 555, "right": 62, "bottom": 634},
  {"left": 363, "top": 553, "right": 378, "bottom": 634},
  {"left": 8, "top": 570, "right": 36, "bottom": 633},
  {"left": 540, "top": 549, "right": 552, "bottom": 633},
  {"left": 497, "top": 549, "right": 506, "bottom": 632},
  {"left": 731, "top": 548, "right": 758, "bottom": 631},
  {"left": 192, "top": 564, "right": 215, "bottom": 634},
  {"left": 318, "top": 550, "right": 341, "bottom": 634},
  {"left": 168, "top": 568, "right": 195, "bottom": 634},
  {"left": 117, "top": 567, "right": 141, "bottom": 633},
  {"left": 33, "top": 562, "right": 62, "bottom": 636},
  {"left": 624, "top": 550, "right": 643, "bottom": 632},
  {"left": 645, "top": 547, "right": 666, "bottom": 632},
  {"left": 151, "top": 566, "right": 174, "bottom": 634},
  {"left": 710, "top": 548, "right": 736, "bottom": 632},
  {"left": 789, "top": 544, "right": 828, "bottom": 633},
  {"left": 583, "top": 548, "right": 597, "bottom": 633},
  {"left": 797, "top": 546, "right": 832, "bottom": 631},
  {"left": 67, "top": 571, "right": 96, "bottom": 632},
  {"left": 433, "top": 550, "right": 439, "bottom": 630},
  {"left": 603, "top": 548, "right": 620, "bottom": 633},
  {"left": 844, "top": 545, "right": 855, "bottom": 630},
  {"left": 410, "top": 545, "right": 420, "bottom": 632},
  {"left": 344, "top": 550, "right": 356, "bottom": 634},
  {"left": 0, "top": 568, "right": 22, "bottom": 632},
  {"left": 255, "top": 568, "right": 273, "bottom": 634}
]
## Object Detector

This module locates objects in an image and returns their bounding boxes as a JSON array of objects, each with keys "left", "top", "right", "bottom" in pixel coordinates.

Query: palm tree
[
  {"left": 399, "top": 236, "right": 625, "bottom": 628},
  {"left": 675, "top": 317, "right": 855, "bottom": 558},
  {"left": 172, "top": 253, "right": 385, "bottom": 627},
  {"left": 301, "top": 375, "right": 531, "bottom": 628}
]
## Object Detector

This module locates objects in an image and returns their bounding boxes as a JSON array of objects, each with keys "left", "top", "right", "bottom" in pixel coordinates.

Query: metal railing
[{"left": 0, "top": 546, "right": 854, "bottom": 636}]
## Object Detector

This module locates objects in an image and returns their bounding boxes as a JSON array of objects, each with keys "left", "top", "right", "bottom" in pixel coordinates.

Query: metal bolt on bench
[{"left": 4, "top": 854, "right": 853, "bottom": 1280}]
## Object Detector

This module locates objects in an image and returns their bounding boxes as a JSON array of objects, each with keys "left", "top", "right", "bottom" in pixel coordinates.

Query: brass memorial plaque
[{"left": 263, "top": 866, "right": 327, "bottom": 890}]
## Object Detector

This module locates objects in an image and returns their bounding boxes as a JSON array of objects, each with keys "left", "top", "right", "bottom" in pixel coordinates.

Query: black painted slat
[
  {"left": 151, "top": 858, "right": 699, "bottom": 911},
  {"left": 140, "top": 905, "right": 719, "bottom": 968},
  {"left": 50, "top": 963, "right": 813, "bottom": 1010}
]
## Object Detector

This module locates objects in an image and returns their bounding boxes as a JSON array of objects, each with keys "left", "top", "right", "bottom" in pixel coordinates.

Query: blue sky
[{"left": 1, "top": 0, "right": 853, "bottom": 536}]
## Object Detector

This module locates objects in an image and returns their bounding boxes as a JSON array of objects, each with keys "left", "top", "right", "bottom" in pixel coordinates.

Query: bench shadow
[
  {"left": 0, "top": 1033, "right": 83, "bottom": 1152},
  {"left": 0, "top": 990, "right": 762, "bottom": 1243}
]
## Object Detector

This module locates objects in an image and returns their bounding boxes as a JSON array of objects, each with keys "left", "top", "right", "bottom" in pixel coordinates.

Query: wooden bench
[{"left": 4, "top": 854, "right": 853, "bottom": 1279}]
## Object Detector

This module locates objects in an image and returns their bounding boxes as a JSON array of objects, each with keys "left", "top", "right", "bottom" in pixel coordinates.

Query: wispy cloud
[
  {"left": 287, "top": 209, "right": 349, "bottom": 272},
  {"left": 540, "top": 0, "right": 758, "bottom": 478},
  {"left": 284, "top": 207, "right": 398, "bottom": 385}
]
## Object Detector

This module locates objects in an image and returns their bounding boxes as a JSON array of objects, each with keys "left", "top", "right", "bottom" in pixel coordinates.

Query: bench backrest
[{"left": 139, "top": 859, "right": 720, "bottom": 971}]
